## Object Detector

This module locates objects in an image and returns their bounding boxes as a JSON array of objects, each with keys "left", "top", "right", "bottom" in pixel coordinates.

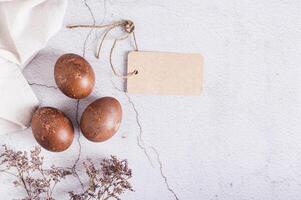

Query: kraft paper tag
[{"left": 127, "top": 51, "right": 203, "bottom": 95}]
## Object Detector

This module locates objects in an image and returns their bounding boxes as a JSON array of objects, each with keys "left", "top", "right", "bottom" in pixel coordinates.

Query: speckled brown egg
[
  {"left": 54, "top": 53, "right": 95, "bottom": 99},
  {"left": 80, "top": 97, "right": 122, "bottom": 142},
  {"left": 31, "top": 107, "right": 74, "bottom": 152}
]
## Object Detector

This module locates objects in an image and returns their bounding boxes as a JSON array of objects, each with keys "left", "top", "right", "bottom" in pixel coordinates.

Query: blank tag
[{"left": 127, "top": 51, "right": 203, "bottom": 95}]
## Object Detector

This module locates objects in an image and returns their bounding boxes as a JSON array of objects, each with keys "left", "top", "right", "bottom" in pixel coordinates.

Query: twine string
[
  {"left": 132, "top": 31, "right": 139, "bottom": 51},
  {"left": 67, "top": 20, "right": 138, "bottom": 78},
  {"left": 110, "top": 35, "right": 138, "bottom": 78},
  {"left": 95, "top": 25, "right": 119, "bottom": 58},
  {"left": 66, "top": 21, "right": 124, "bottom": 29}
]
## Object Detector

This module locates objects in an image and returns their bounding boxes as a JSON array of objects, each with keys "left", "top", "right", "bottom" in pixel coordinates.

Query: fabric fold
[
  {"left": 0, "top": 58, "right": 39, "bottom": 133},
  {"left": 0, "top": 0, "right": 67, "bottom": 134}
]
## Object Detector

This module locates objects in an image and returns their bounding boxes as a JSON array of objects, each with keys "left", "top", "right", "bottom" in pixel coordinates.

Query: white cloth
[{"left": 0, "top": 0, "right": 67, "bottom": 134}]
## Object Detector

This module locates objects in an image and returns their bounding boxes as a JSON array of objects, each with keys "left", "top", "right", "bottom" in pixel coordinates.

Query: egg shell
[
  {"left": 31, "top": 107, "right": 74, "bottom": 152},
  {"left": 80, "top": 97, "right": 122, "bottom": 142},
  {"left": 54, "top": 53, "right": 95, "bottom": 99}
]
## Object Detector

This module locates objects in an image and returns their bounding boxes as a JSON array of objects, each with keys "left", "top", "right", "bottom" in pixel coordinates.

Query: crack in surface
[
  {"left": 111, "top": 81, "right": 154, "bottom": 166},
  {"left": 82, "top": 0, "right": 96, "bottom": 57},
  {"left": 71, "top": 99, "right": 84, "bottom": 191},
  {"left": 124, "top": 92, "right": 154, "bottom": 166},
  {"left": 151, "top": 146, "right": 179, "bottom": 200},
  {"left": 70, "top": 0, "right": 98, "bottom": 192},
  {"left": 127, "top": 94, "right": 180, "bottom": 200},
  {"left": 28, "top": 82, "right": 58, "bottom": 89},
  {"left": 73, "top": 1, "right": 180, "bottom": 199},
  {"left": 111, "top": 81, "right": 179, "bottom": 199},
  {"left": 99, "top": 0, "right": 107, "bottom": 24}
]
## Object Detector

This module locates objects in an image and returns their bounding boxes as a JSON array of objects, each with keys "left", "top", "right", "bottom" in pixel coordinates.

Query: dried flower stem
[{"left": 0, "top": 145, "right": 133, "bottom": 200}]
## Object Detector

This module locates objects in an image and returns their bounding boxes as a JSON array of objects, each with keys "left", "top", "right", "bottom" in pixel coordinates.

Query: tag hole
[{"left": 134, "top": 70, "right": 139, "bottom": 75}]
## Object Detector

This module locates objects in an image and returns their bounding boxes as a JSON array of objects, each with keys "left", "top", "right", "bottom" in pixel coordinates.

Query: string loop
[{"left": 67, "top": 20, "right": 138, "bottom": 78}]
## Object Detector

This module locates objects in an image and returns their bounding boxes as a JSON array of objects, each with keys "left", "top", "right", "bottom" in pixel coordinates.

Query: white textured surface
[{"left": 1, "top": 0, "right": 301, "bottom": 199}]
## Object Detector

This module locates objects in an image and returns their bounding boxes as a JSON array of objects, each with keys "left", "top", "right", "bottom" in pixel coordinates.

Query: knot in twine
[{"left": 123, "top": 20, "right": 135, "bottom": 33}]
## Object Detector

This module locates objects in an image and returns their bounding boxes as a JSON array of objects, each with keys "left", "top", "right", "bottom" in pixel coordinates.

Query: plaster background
[{"left": 1, "top": 0, "right": 301, "bottom": 199}]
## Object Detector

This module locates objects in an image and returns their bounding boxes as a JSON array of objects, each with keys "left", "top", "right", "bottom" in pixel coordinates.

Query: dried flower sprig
[
  {"left": 0, "top": 146, "right": 133, "bottom": 200},
  {"left": 69, "top": 156, "right": 133, "bottom": 200},
  {"left": 0, "top": 145, "right": 72, "bottom": 200}
]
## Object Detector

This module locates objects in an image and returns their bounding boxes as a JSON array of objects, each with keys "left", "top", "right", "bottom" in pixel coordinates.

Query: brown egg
[
  {"left": 31, "top": 107, "right": 74, "bottom": 152},
  {"left": 80, "top": 97, "right": 122, "bottom": 142},
  {"left": 54, "top": 53, "right": 95, "bottom": 99}
]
